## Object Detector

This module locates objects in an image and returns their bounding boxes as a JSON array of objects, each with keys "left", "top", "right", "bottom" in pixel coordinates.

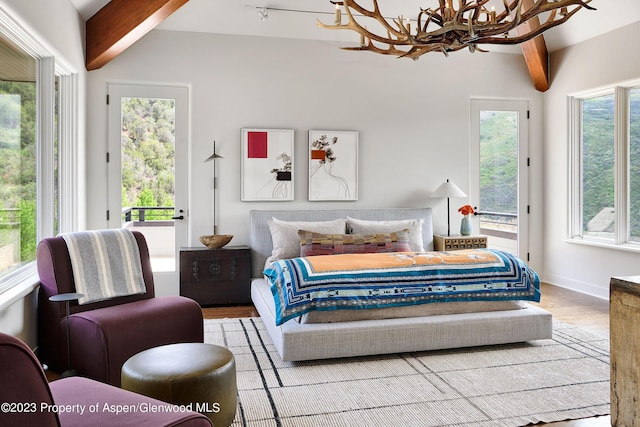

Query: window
[
  {"left": 578, "top": 92, "right": 615, "bottom": 240},
  {"left": 570, "top": 81, "right": 640, "bottom": 249},
  {"left": 0, "top": 9, "right": 74, "bottom": 298},
  {"left": 630, "top": 88, "right": 640, "bottom": 242},
  {"left": 0, "top": 38, "right": 38, "bottom": 288}
]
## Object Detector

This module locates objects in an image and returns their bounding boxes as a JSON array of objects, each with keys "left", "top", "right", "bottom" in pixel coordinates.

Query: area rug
[{"left": 204, "top": 318, "right": 609, "bottom": 427}]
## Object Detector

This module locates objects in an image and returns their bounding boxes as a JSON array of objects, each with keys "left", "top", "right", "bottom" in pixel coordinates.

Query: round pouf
[{"left": 121, "top": 343, "right": 237, "bottom": 427}]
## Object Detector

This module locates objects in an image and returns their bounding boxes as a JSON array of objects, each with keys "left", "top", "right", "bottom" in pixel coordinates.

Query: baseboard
[{"left": 543, "top": 273, "right": 609, "bottom": 300}]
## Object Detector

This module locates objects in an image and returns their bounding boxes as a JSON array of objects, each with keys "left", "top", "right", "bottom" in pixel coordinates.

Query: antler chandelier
[{"left": 318, "top": 0, "right": 595, "bottom": 59}]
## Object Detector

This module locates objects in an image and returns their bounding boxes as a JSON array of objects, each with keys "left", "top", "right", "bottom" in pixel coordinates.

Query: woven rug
[{"left": 204, "top": 318, "right": 609, "bottom": 427}]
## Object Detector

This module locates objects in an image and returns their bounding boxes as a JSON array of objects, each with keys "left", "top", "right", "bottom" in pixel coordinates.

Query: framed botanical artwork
[
  {"left": 241, "top": 128, "right": 294, "bottom": 201},
  {"left": 308, "top": 130, "right": 358, "bottom": 201}
]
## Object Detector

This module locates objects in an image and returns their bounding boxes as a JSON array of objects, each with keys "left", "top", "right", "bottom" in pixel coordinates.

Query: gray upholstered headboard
[{"left": 249, "top": 208, "right": 434, "bottom": 278}]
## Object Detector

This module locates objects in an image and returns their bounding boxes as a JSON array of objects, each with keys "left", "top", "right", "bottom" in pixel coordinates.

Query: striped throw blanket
[{"left": 61, "top": 229, "right": 147, "bottom": 305}]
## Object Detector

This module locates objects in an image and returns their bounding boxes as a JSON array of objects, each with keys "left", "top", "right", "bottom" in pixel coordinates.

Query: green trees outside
[
  {"left": 581, "top": 94, "right": 615, "bottom": 233},
  {"left": 580, "top": 91, "right": 640, "bottom": 239},
  {"left": 479, "top": 111, "right": 518, "bottom": 216},
  {"left": 120, "top": 97, "right": 175, "bottom": 221},
  {"left": 18, "top": 199, "right": 36, "bottom": 261},
  {"left": 0, "top": 82, "right": 37, "bottom": 268}
]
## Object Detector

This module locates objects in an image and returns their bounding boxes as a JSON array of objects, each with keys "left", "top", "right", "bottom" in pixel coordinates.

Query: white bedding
[{"left": 298, "top": 299, "right": 526, "bottom": 323}]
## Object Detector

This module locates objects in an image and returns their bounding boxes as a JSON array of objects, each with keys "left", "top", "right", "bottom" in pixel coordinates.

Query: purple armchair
[
  {"left": 0, "top": 332, "right": 212, "bottom": 427},
  {"left": 36, "top": 231, "right": 204, "bottom": 386}
]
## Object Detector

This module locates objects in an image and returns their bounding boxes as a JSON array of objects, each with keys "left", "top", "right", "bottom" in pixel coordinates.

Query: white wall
[
  {"left": 0, "top": 0, "right": 87, "bottom": 345},
  {"left": 0, "top": 0, "right": 85, "bottom": 70},
  {"left": 86, "top": 30, "right": 545, "bottom": 287},
  {"left": 543, "top": 21, "right": 640, "bottom": 299}
]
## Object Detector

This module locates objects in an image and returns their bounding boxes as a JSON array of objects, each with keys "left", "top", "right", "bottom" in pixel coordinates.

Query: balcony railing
[
  {"left": 122, "top": 207, "right": 176, "bottom": 265},
  {"left": 122, "top": 206, "right": 175, "bottom": 226},
  {"left": 0, "top": 208, "right": 21, "bottom": 275},
  {"left": 476, "top": 210, "right": 517, "bottom": 240},
  {"left": 0, "top": 208, "right": 20, "bottom": 227}
]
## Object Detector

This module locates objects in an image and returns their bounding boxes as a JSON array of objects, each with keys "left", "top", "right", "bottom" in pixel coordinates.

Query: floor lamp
[
  {"left": 432, "top": 179, "right": 467, "bottom": 236},
  {"left": 204, "top": 141, "right": 223, "bottom": 234}
]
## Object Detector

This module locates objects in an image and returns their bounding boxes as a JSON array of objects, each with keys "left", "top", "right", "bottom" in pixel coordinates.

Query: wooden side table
[
  {"left": 610, "top": 275, "right": 640, "bottom": 426},
  {"left": 434, "top": 234, "right": 488, "bottom": 251},
  {"left": 179, "top": 245, "right": 251, "bottom": 306}
]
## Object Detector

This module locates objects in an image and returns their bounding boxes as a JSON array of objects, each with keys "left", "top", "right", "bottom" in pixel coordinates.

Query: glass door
[
  {"left": 108, "top": 85, "right": 188, "bottom": 295},
  {"left": 470, "top": 99, "right": 529, "bottom": 259}
]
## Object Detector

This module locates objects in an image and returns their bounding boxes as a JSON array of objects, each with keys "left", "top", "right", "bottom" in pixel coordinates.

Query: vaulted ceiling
[{"left": 76, "top": 0, "right": 640, "bottom": 92}]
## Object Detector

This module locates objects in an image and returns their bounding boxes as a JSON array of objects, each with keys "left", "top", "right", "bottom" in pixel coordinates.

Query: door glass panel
[
  {"left": 120, "top": 96, "right": 176, "bottom": 272},
  {"left": 479, "top": 110, "right": 519, "bottom": 256}
]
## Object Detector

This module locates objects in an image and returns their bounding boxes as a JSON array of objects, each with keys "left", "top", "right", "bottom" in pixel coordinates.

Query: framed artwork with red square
[{"left": 241, "top": 128, "right": 294, "bottom": 201}]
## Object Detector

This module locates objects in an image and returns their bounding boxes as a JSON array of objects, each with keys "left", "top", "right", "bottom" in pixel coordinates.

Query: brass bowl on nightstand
[{"left": 199, "top": 234, "right": 233, "bottom": 249}]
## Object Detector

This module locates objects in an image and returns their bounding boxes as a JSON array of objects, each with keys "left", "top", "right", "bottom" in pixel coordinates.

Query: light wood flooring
[{"left": 203, "top": 282, "right": 611, "bottom": 427}]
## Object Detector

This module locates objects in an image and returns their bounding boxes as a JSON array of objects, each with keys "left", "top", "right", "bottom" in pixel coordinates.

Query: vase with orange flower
[{"left": 458, "top": 205, "right": 475, "bottom": 236}]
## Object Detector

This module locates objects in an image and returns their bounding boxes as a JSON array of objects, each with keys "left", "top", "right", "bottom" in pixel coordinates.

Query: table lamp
[{"left": 432, "top": 179, "right": 467, "bottom": 236}]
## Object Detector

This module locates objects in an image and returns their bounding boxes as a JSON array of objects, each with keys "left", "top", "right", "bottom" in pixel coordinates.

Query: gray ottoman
[{"left": 121, "top": 343, "right": 237, "bottom": 427}]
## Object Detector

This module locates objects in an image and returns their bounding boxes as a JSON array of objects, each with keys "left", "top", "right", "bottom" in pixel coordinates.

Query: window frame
[
  {"left": 0, "top": 7, "right": 78, "bottom": 306},
  {"left": 569, "top": 79, "right": 640, "bottom": 252}
]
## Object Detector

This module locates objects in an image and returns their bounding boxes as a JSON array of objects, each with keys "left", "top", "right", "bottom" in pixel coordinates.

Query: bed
[{"left": 250, "top": 208, "right": 553, "bottom": 362}]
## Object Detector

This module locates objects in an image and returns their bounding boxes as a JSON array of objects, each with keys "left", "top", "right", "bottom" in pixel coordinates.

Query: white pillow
[
  {"left": 346, "top": 216, "right": 425, "bottom": 252},
  {"left": 265, "top": 217, "right": 347, "bottom": 268}
]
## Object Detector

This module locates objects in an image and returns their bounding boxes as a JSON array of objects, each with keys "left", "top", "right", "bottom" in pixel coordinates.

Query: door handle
[{"left": 172, "top": 209, "right": 185, "bottom": 220}]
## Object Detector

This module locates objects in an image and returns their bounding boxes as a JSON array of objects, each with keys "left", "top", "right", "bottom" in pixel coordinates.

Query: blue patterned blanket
[{"left": 264, "top": 249, "right": 540, "bottom": 325}]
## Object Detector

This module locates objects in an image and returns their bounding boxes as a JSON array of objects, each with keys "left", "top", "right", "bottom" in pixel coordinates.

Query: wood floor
[{"left": 202, "top": 282, "right": 611, "bottom": 427}]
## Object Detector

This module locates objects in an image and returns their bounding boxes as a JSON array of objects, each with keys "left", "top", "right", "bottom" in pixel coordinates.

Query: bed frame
[{"left": 249, "top": 208, "right": 553, "bottom": 362}]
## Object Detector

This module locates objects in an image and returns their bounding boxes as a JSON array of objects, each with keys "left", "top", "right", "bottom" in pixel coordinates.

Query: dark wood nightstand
[
  {"left": 179, "top": 245, "right": 251, "bottom": 306},
  {"left": 433, "top": 235, "right": 488, "bottom": 251}
]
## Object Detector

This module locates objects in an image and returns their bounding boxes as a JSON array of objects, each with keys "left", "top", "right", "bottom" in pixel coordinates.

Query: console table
[{"left": 179, "top": 246, "right": 251, "bottom": 306}]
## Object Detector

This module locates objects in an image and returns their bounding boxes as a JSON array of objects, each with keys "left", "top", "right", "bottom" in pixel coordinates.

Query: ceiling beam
[
  {"left": 86, "top": 0, "right": 189, "bottom": 71},
  {"left": 518, "top": 0, "right": 550, "bottom": 92},
  {"left": 520, "top": 36, "right": 549, "bottom": 92}
]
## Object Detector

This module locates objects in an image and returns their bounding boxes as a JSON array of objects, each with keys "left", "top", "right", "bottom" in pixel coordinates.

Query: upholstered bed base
[
  {"left": 252, "top": 278, "right": 552, "bottom": 362},
  {"left": 249, "top": 208, "right": 553, "bottom": 362}
]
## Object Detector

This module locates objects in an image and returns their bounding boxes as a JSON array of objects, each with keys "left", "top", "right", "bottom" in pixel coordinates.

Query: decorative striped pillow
[
  {"left": 298, "top": 229, "right": 411, "bottom": 257},
  {"left": 346, "top": 217, "right": 425, "bottom": 252}
]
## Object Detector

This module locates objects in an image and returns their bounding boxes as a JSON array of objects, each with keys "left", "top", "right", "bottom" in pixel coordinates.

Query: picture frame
[
  {"left": 241, "top": 128, "right": 294, "bottom": 201},
  {"left": 308, "top": 130, "right": 358, "bottom": 201}
]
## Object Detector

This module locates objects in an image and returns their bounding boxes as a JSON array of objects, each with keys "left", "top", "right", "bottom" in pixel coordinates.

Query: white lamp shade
[{"left": 432, "top": 180, "right": 467, "bottom": 198}]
